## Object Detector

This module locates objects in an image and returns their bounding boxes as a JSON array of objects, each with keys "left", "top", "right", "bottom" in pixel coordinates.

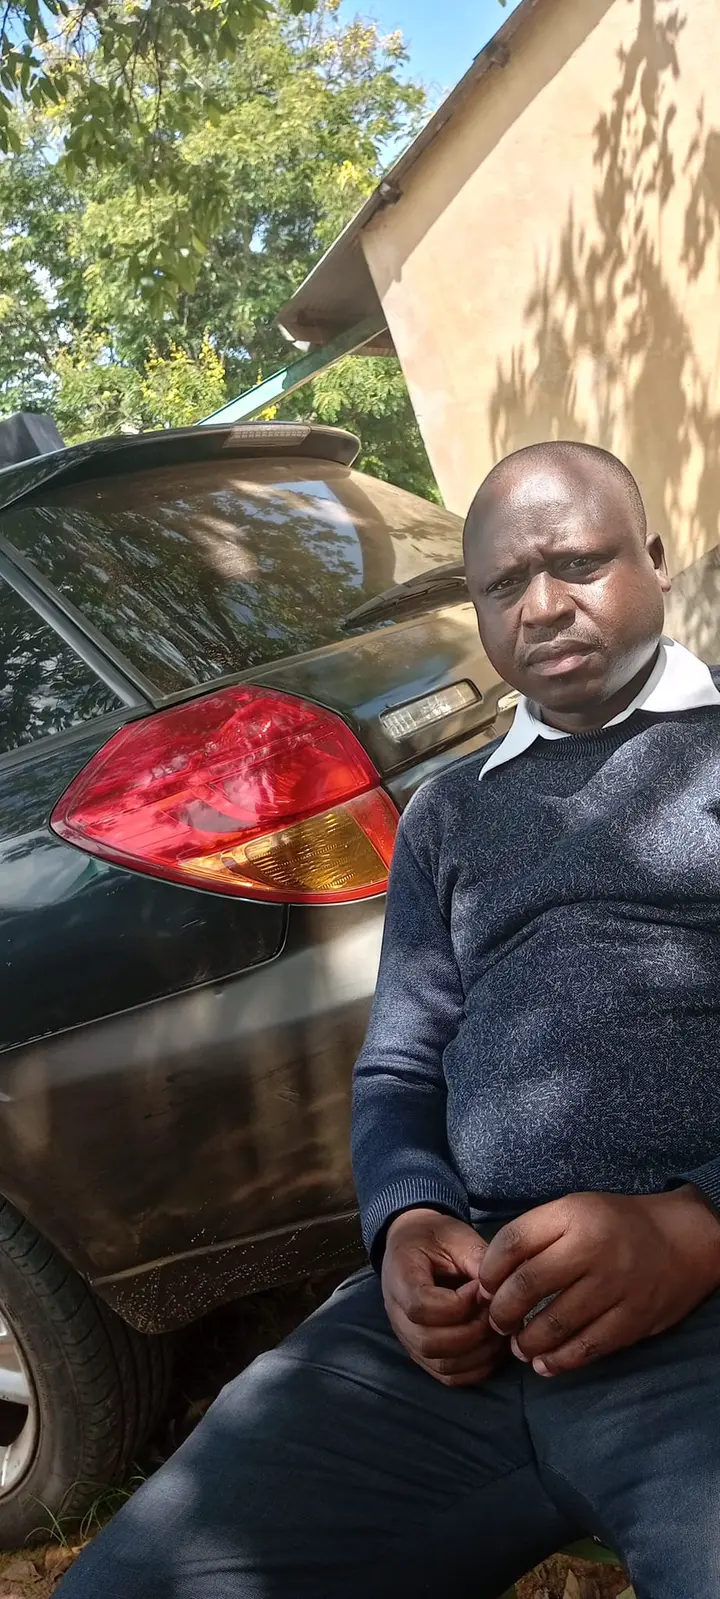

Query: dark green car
[{"left": 0, "top": 418, "right": 508, "bottom": 1544}]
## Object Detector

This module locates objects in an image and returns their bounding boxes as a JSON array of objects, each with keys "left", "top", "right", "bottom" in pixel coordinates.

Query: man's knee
[{"left": 56, "top": 1346, "right": 314, "bottom": 1596}]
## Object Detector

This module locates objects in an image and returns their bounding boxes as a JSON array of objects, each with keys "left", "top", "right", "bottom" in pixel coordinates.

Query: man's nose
[{"left": 522, "top": 571, "right": 575, "bottom": 632}]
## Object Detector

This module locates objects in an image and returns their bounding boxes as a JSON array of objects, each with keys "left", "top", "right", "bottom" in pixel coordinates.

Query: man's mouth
[{"left": 525, "top": 642, "right": 597, "bottom": 677}]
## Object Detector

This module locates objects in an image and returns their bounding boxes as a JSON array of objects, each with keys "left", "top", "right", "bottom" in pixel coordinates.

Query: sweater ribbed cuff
[
  {"left": 361, "top": 1178, "right": 471, "bottom": 1266},
  {"left": 674, "top": 1157, "right": 720, "bottom": 1214}
]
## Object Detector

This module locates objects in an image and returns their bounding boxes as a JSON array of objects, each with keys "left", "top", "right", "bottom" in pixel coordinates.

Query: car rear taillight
[{"left": 51, "top": 687, "right": 399, "bottom": 904}]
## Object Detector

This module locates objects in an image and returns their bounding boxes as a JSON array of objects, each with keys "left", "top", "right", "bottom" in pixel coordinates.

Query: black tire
[{"left": 0, "top": 1197, "right": 172, "bottom": 1548}]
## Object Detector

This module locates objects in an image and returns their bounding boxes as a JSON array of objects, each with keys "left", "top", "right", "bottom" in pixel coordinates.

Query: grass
[{"left": 29, "top": 1463, "right": 150, "bottom": 1549}]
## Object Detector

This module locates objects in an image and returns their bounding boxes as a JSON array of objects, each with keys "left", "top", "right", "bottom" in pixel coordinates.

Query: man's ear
[{"left": 647, "top": 532, "right": 671, "bottom": 595}]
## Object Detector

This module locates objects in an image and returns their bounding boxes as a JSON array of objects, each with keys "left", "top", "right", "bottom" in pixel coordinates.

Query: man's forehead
[
  {"left": 480, "top": 461, "right": 603, "bottom": 520},
  {"left": 466, "top": 470, "right": 606, "bottom": 563},
  {"left": 504, "top": 463, "right": 589, "bottom": 509}
]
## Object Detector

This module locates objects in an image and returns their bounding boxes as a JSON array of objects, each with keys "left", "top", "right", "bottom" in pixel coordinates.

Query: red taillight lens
[{"left": 51, "top": 687, "right": 399, "bottom": 903}]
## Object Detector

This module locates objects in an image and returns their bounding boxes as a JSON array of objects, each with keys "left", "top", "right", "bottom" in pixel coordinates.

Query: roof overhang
[{"left": 277, "top": 0, "right": 540, "bottom": 352}]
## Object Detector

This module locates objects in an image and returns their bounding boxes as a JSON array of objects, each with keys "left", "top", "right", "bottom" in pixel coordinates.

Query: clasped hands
[{"left": 380, "top": 1190, "right": 720, "bottom": 1386}]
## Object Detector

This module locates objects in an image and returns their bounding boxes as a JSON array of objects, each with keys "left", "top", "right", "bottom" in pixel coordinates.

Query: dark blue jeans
[{"left": 58, "top": 1268, "right": 720, "bottom": 1598}]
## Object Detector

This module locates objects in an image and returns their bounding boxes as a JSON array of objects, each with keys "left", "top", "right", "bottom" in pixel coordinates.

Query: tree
[
  {"left": 279, "top": 357, "right": 441, "bottom": 503},
  {"left": 51, "top": 332, "right": 228, "bottom": 440},
  {"left": 0, "top": 2, "right": 439, "bottom": 498},
  {"left": 0, "top": 0, "right": 317, "bottom": 299}
]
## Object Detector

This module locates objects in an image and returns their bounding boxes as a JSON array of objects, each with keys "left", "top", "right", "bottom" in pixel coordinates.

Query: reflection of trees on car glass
[
  {"left": 3, "top": 470, "right": 387, "bottom": 692},
  {"left": 3, "top": 461, "right": 463, "bottom": 693},
  {"left": 0, "top": 580, "right": 121, "bottom": 754}
]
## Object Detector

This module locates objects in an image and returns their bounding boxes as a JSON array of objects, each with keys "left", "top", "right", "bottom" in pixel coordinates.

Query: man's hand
[
  {"left": 381, "top": 1209, "right": 506, "bottom": 1387},
  {"left": 478, "top": 1187, "right": 720, "bottom": 1377}
]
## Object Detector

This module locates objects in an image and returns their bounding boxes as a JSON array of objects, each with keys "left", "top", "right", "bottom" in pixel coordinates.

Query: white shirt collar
[{"left": 480, "top": 638, "right": 720, "bottom": 781}]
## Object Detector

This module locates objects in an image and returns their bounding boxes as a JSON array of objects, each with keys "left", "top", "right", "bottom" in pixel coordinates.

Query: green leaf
[
  {"left": 0, "top": 0, "right": 436, "bottom": 501},
  {"left": 1, "top": 121, "right": 22, "bottom": 155}
]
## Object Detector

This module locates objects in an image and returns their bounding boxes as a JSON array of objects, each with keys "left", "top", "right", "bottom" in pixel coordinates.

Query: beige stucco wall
[{"left": 361, "top": 0, "right": 720, "bottom": 602}]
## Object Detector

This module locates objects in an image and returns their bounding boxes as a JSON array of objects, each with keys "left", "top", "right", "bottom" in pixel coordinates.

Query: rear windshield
[{"left": 1, "top": 458, "right": 463, "bottom": 694}]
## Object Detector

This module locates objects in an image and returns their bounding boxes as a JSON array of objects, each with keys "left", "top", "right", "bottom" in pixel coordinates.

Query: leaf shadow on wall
[{"left": 488, "top": 0, "right": 720, "bottom": 658}]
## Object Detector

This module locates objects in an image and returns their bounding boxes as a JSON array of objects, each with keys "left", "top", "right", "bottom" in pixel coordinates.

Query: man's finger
[
  {"left": 395, "top": 1270, "right": 483, "bottom": 1328},
  {"left": 434, "top": 1221, "right": 488, "bottom": 1283},
  {"left": 427, "top": 1366, "right": 496, "bottom": 1388},
  {"left": 423, "top": 1344, "right": 501, "bottom": 1379},
  {"left": 511, "top": 1276, "right": 610, "bottom": 1360},
  {"left": 414, "top": 1350, "right": 502, "bottom": 1388},
  {"left": 479, "top": 1204, "right": 570, "bottom": 1296},
  {"left": 392, "top": 1308, "right": 494, "bottom": 1363},
  {"left": 486, "top": 1240, "right": 581, "bottom": 1334},
  {"left": 531, "top": 1305, "right": 625, "bottom": 1376}
]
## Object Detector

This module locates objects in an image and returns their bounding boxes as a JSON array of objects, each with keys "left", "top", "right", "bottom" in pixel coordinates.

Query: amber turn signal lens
[{"left": 184, "top": 789, "right": 398, "bottom": 902}]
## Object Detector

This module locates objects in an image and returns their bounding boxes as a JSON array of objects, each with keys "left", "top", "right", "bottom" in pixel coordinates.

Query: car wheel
[{"left": 0, "top": 1197, "right": 172, "bottom": 1548}]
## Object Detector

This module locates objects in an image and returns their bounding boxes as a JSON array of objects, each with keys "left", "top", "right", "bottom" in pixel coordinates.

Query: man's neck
[{"left": 539, "top": 645, "right": 662, "bottom": 734}]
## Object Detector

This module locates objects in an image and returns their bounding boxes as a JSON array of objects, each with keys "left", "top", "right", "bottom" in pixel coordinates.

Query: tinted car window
[
  {"left": 1, "top": 458, "right": 463, "bottom": 694},
  {"left": 0, "top": 577, "right": 121, "bottom": 755}
]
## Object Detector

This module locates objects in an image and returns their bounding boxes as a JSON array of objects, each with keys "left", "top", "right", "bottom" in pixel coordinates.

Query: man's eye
[
  {"left": 563, "top": 556, "right": 599, "bottom": 575},
  {"left": 487, "top": 575, "right": 522, "bottom": 594}
]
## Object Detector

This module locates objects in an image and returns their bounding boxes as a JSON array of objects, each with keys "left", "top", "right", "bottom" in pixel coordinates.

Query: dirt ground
[
  {"left": 0, "top": 1548, "right": 633, "bottom": 1598},
  {"left": 0, "top": 1276, "right": 635, "bottom": 1599}
]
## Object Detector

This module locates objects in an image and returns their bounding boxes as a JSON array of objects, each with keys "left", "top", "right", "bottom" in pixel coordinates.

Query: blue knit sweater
[{"left": 352, "top": 699, "right": 720, "bottom": 1257}]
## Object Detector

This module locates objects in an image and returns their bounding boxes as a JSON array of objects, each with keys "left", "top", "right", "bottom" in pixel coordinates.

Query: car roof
[{"left": 0, "top": 420, "right": 361, "bottom": 518}]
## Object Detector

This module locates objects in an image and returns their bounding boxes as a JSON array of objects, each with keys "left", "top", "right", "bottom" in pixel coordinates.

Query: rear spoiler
[{"left": 0, "top": 421, "right": 360, "bottom": 519}]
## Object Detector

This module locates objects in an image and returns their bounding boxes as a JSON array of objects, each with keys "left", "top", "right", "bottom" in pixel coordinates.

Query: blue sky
[{"left": 336, "top": 0, "right": 522, "bottom": 102}]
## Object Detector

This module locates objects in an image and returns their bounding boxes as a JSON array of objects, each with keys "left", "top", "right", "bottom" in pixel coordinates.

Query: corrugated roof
[{"left": 276, "top": 0, "right": 540, "bottom": 349}]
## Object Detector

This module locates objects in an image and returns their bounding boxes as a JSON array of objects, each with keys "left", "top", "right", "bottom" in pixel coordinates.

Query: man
[{"left": 60, "top": 442, "right": 720, "bottom": 1599}]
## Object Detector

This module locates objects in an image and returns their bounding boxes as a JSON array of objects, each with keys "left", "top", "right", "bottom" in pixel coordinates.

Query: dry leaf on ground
[
  {"left": 519, "top": 1554, "right": 631, "bottom": 1599},
  {"left": 0, "top": 1563, "right": 38, "bottom": 1587},
  {"left": 41, "top": 1547, "right": 76, "bottom": 1586},
  {"left": 41, "top": 1550, "right": 75, "bottom": 1580}
]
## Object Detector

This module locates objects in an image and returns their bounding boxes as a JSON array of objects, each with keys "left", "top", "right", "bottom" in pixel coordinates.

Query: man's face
[{"left": 464, "top": 464, "right": 670, "bottom": 724}]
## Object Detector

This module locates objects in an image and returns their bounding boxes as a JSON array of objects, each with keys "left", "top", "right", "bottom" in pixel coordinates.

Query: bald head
[
  {"left": 465, "top": 441, "right": 647, "bottom": 554},
  {"left": 462, "top": 440, "right": 670, "bottom": 732}
]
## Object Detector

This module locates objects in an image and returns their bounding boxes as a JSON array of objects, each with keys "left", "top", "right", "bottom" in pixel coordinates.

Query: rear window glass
[
  {"left": 0, "top": 577, "right": 121, "bottom": 755},
  {"left": 1, "top": 458, "right": 463, "bottom": 694}
]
